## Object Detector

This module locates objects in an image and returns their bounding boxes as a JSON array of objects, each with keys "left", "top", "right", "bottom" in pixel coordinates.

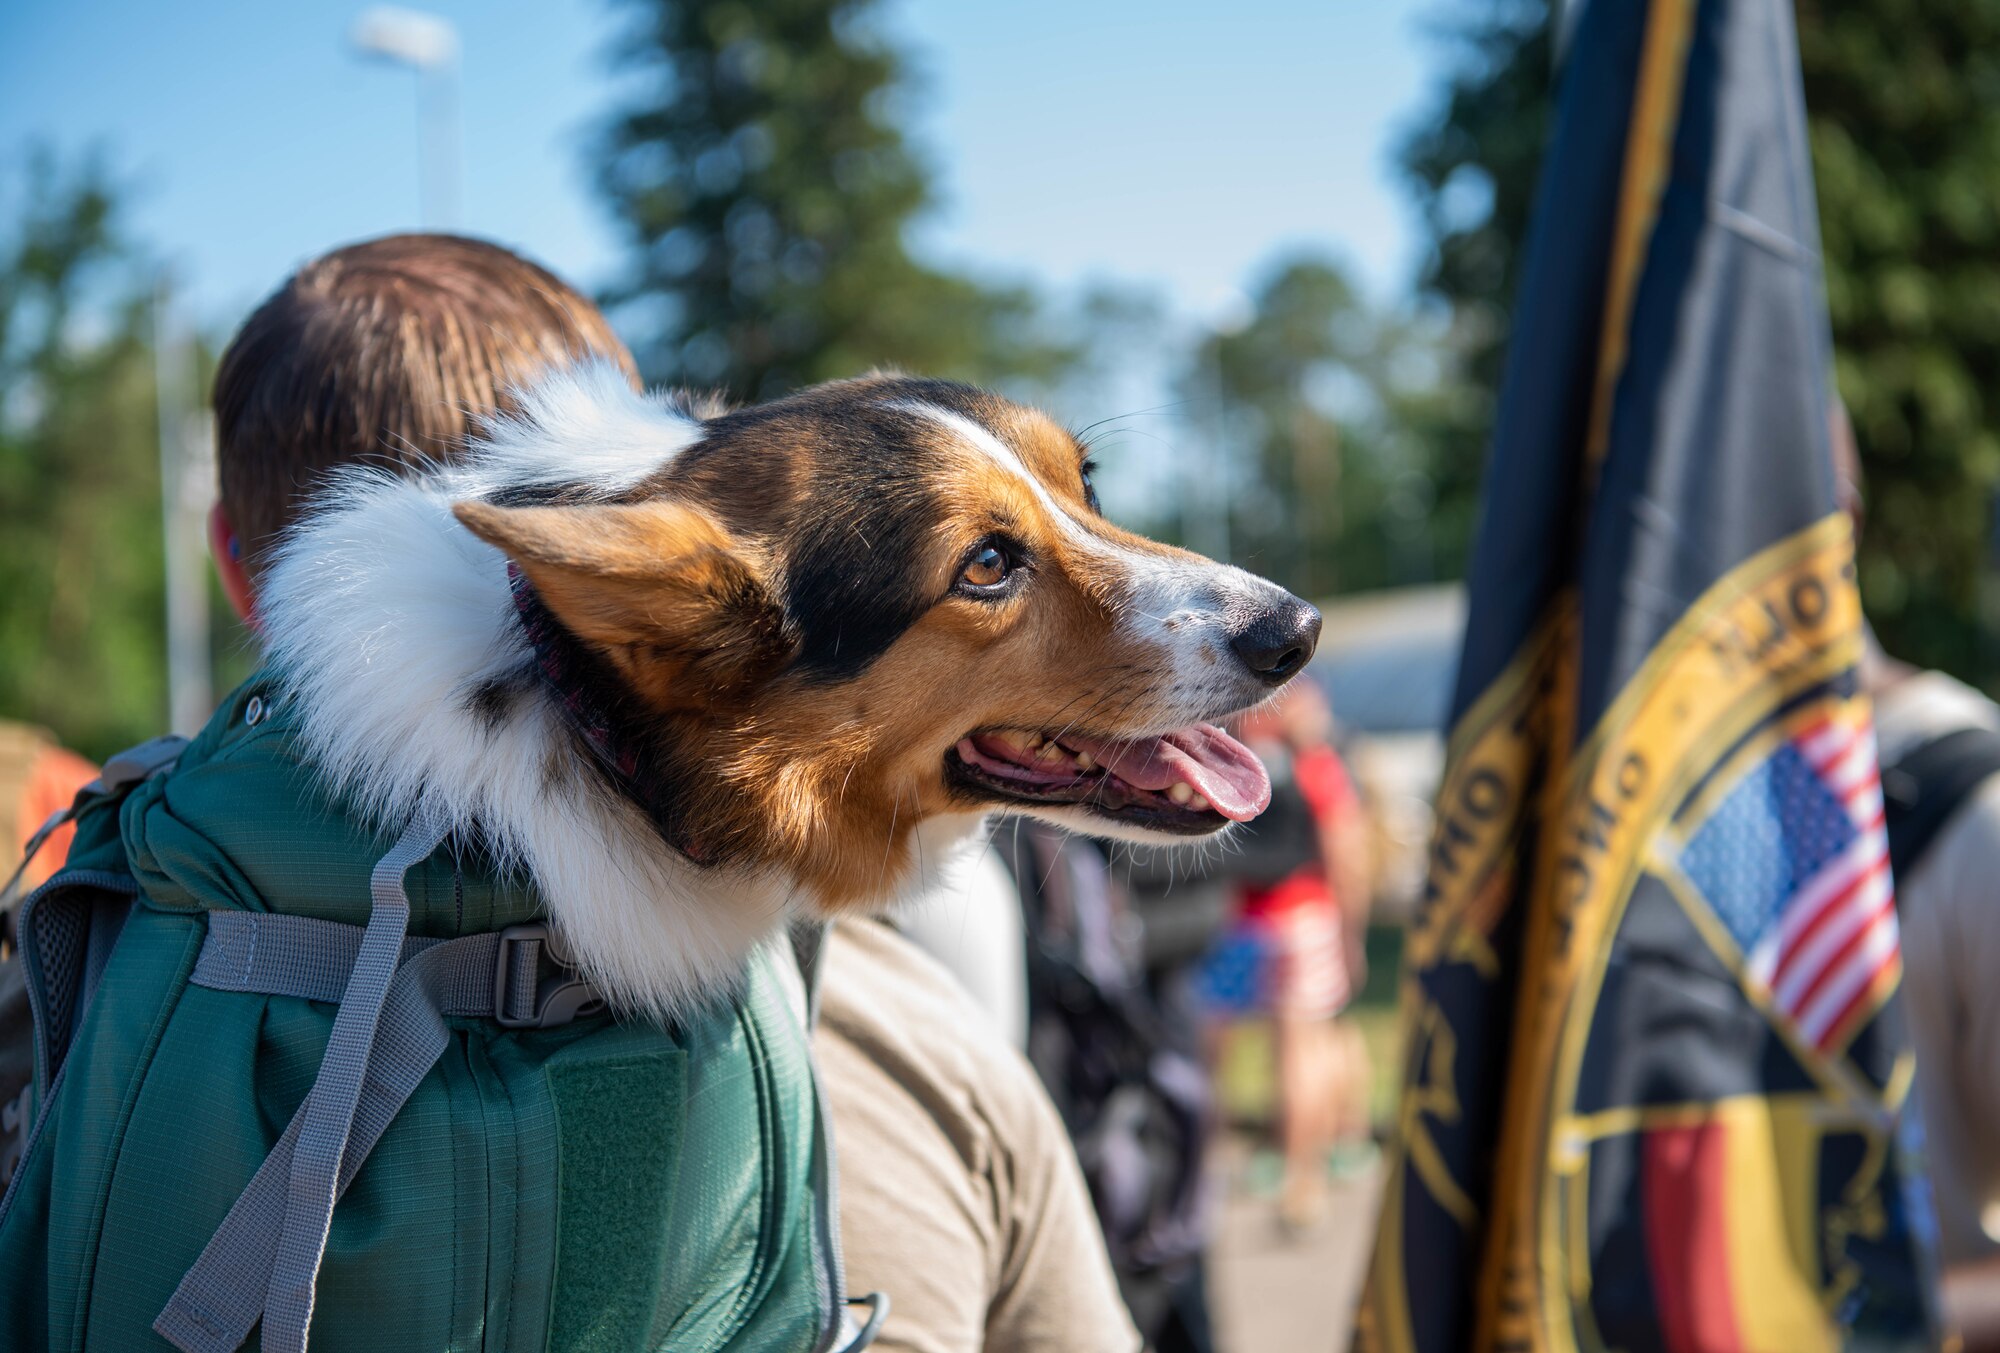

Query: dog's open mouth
[{"left": 947, "top": 724, "right": 1272, "bottom": 835}]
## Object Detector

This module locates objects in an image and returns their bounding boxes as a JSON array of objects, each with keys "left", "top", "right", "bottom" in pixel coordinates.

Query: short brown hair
[{"left": 214, "top": 232, "right": 639, "bottom": 574}]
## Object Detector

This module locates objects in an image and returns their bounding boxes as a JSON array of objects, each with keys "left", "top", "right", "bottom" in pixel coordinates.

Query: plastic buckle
[{"left": 493, "top": 922, "right": 606, "bottom": 1029}]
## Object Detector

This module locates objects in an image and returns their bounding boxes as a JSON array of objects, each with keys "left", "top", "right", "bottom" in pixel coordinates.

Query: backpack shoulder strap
[
  {"left": 1881, "top": 726, "right": 2000, "bottom": 887},
  {"left": 780, "top": 920, "right": 891, "bottom": 1351},
  {"left": 0, "top": 734, "right": 186, "bottom": 1194},
  {"left": 16, "top": 735, "right": 186, "bottom": 1070}
]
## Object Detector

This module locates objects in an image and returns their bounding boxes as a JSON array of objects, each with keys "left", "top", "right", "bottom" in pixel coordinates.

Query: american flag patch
[{"left": 1676, "top": 714, "right": 1898, "bottom": 1052}]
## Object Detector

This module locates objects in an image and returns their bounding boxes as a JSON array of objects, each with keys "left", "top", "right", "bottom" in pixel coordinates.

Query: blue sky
[{"left": 0, "top": 0, "right": 1442, "bottom": 337}]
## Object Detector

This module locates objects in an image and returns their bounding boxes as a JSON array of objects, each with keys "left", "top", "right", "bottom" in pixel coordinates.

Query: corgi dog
[{"left": 262, "top": 365, "right": 1320, "bottom": 1018}]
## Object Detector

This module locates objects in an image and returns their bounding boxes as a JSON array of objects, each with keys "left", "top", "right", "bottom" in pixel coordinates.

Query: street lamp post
[{"left": 350, "top": 7, "right": 462, "bottom": 229}]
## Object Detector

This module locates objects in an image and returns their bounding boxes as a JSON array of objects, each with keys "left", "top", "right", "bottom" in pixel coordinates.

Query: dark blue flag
[{"left": 1361, "top": 0, "right": 1938, "bottom": 1348}]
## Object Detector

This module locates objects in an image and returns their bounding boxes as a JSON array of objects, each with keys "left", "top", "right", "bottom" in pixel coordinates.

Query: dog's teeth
[
  {"left": 1168, "top": 781, "right": 1194, "bottom": 805},
  {"left": 1188, "top": 793, "right": 1210, "bottom": 812},
  {"left": 1037, "top": 742, "right": 1068, "bottom": 763},
  {"left": 1025, "top": 732, "right": 1046, "bottom": 749},
  {"left": 994, "top": 730, "right": 1036, "bottom": 755},
  {"left": 1074, "top": 751, "right": 1095, "bottom": 771}
]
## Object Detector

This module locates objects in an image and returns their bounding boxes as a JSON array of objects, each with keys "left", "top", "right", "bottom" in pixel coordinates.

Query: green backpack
[{"left": 0, "top": 679, "right": 879, "bottom": 1352}]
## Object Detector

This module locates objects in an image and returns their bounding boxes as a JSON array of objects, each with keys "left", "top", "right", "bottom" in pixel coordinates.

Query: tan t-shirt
[
  {"left": 815, "top": 919, "right": 1141, "bottom": 1353},
  {"left": 1875, "top": 670, "right": 2000, "bottom": 1263}
]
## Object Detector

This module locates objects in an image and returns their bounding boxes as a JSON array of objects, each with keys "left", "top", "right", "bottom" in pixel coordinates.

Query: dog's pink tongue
[{"left": 1068, "top": 724, "right": 1272, "bottom": 821}]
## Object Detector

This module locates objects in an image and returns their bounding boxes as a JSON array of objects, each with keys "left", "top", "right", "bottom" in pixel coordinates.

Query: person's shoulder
[
  {"left": 819, "top": 919, "right": 1011, "bottom": 1061},
  {"left": 816, "top": 917, "right": 1055, "bottom": 1140},
  {"left": 1897, "top": 703, "right": 2000, "bottom": 941},
  {"left": 1875, "top": 669, "right": 2000, "bottom": 761},
  {"left": 824, "top": 914, "right": 977, "bottom": 999},
  {"left": 819, "top": 919, "right": 1143, "bottom": 1353}
]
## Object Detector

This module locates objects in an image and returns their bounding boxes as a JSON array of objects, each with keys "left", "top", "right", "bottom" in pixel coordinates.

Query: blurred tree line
[
  {"left": 596, "top": 0, "right": 1073, "bottom": 396},
  {"left": 1405, "top": 0, "right": 2000, "bottom": 682},
  {"left": 0, "top": 156, "right": 244, "bottom": 763},
  {"left": 1186, "top": 258, "right": 1480, "bottom": 598},
  {"left": 593, "top": 0, "right": 1481, "bottom": 598},
  {"left": 8, "top": 0, "right": 1997, "bottom": 757}
]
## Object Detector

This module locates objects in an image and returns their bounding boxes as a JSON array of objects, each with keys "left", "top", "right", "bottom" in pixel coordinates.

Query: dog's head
[{"left": 455, "top": 374, "right": 1319, "bottom": 910}]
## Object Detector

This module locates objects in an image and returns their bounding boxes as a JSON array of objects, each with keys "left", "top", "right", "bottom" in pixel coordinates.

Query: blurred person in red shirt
[
  {"left": 0, "top": 724, "right": 97, "bottom": 1183},
  {"left": 2, "top": 725, "right": 97, "bottom": 902},
  {"left": 1194, "top": 676, "right": 1371, "bottom": 1232}
]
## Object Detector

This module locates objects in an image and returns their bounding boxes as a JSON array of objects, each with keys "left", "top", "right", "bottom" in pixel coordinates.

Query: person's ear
[
  {"left": 209, "top": 503, "right": 258, "bottom": 628},
  {"left": 454, "top": 498, "right": 793, "bottom": 708}
]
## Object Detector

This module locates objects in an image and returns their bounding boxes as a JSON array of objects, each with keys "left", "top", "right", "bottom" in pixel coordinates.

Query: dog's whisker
[{"left": 1071, "top": 398, "right": 1194, "bottom": 442}]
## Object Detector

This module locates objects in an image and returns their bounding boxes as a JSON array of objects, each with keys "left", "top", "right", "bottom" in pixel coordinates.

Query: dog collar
[{"left": 508, "top": 564, "right": 713, "bottom": 865}]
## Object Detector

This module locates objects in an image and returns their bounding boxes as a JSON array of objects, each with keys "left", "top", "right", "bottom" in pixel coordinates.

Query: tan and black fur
[{"left": 263, "top": 363, "right": 1318, "bottom": 1017}]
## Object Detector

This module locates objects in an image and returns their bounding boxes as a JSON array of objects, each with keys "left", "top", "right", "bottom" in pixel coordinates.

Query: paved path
[{"left": 1207, "top": 1147, "right": 1383, "bottom": 1353}]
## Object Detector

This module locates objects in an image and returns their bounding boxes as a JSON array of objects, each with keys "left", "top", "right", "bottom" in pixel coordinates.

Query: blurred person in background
[
  {"left": 1836, "top": 403, "right": 2000, "bottom": 1350},
  {"left": 0, "top": 727, "right": 96, "bottom": 904},
  {"left": 998, "top": 821, "right": 1218, "bottom": 1353},
  {"left": 0, "top": 723, "right": 97, "bottom": 1184},
  {"left": 198, "top": 232, "right": 1137, "bottom": 1353},
  {"left": 1193, "top": 676, "right": 1372, "bottom": 1233}
]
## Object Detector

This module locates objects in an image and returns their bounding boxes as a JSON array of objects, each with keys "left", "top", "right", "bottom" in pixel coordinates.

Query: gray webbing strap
[
  {"left": 189, "top": 911, "right": 503, "bottom": 1014},
  {"left": 155, "top": 932, "right": 498, "bottom": 1352},
  {"left": 155, "top": 903, "right": 601, "bottom": 1352},
  {"left": 263, "top": 799, "right": 450, "bottom": 1353},
  {"left": 154, "top": 801, "right": 452, "bottom": 1353}
]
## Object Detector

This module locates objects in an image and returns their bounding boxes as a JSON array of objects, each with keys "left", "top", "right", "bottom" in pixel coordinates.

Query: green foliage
[
  {"left": 1403, "top": 0, "right": 2000, "bottom": 681},
  {"left": 1799, "top": 0, "right": 2000, "bottom": 677},
  {"left": 0, "top": 155, "right": 169, "bottom": 760},
  {"left": 1400, "top": 0, "right": 1553, "bottom": 404},
  {"left": 1185, "top": 255, "right": 1478, "bottom": 598},
  {"left": 597, "top": 0, "right": 1068, "bottom": 400},
  {"left": 1395, "top": 0, "right": 1553, "bottom": 587},
  {"left": 591, "top": 0, "right": 1489, "bottom": 596},
  {"left": 0, "top": 153, "right": 246, "bottom": 761}
]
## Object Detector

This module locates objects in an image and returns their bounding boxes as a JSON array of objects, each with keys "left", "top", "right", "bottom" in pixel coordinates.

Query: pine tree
[{"left": 597, "top": 0, "right": 1064, "bottom": 401}]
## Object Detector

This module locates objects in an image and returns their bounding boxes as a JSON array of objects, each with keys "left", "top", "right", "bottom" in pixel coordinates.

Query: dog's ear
[{"left": 454, "top": 498, "right": 792, "bottom": 708}]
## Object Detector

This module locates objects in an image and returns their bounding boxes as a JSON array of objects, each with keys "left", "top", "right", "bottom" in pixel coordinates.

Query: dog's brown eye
[{"left": 959, "top": 544, "right": 1012, "bottom": 590}]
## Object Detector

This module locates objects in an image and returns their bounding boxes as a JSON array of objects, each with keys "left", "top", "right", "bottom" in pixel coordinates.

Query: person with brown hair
[
  {"left": 206, "top": 232, "right": 638, "bottom": 613},
  {"left": 203, "top": 232, "right": 1138, "bottom": 1353}
]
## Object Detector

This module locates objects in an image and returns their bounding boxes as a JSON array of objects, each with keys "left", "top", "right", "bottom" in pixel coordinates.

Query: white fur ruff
[{"left": 257, "top": 363, "right": 806, "bottom": 1020}]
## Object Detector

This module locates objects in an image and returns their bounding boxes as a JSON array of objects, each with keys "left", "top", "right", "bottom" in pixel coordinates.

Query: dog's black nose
[{"left": 1229, "top": 599, "right": 1321, "bottom": 686}]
